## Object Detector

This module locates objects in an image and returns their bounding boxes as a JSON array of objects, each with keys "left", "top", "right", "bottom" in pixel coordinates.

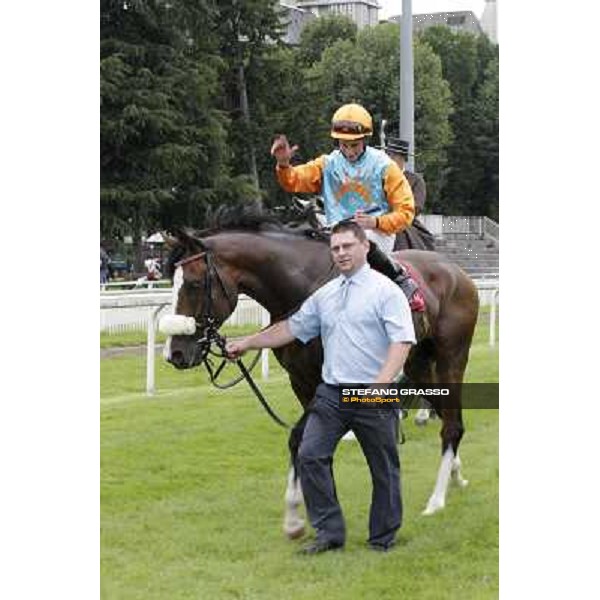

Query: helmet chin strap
[{"left": 340, "top": 145, "right": 367, "bottom": 162}]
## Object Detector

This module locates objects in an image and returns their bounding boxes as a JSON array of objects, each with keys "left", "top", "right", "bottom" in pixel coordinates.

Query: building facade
[
  {"left": 293, "top": 0, "right": 380, "bottom": 30},
  {"left": 388, "top": 11, "right": 483, "bottom": 37},
  {"left": 279, "top": 2, "right": 317, "bottom": 45},
  {"left": 480, "top": 0, "right": 498, "bottom": 44}
]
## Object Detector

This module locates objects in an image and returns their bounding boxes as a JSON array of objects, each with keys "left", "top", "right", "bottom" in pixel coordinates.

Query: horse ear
[
  {"left": 163, "top": 232, "right": 178, "bottom": 249},
  {"left": 167, "top": 227, "right": 205, "bottom": 252},
  {"left": 183, "top": 227, "right": 207, "bottom": 251}
]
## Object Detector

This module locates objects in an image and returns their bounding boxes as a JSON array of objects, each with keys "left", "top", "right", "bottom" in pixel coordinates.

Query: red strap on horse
[{"left": 396, "top": 260, "right": 426, "bottom": 312}]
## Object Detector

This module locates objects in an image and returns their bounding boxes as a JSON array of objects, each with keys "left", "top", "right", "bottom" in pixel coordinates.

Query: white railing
[
  {"left": 100, "top": 279, "right": 171, "bottom": 292},
  {"left": 420, "top": 215, "right": 499, "bottom": 241},
  {"left": 100, "top": 290, "right": 173, "bottom": 395},
  {"left": 101, "top": 292, "right": 268, "bottom": 334},
  {"left": 102, "top": 280, "right": 498, "bottom": 396},
  {"left": 475, "top": 280, "right": 500, "bottom": 347},
  {"left": 100, "top": 291, "right": 270, "bottom": 396}
]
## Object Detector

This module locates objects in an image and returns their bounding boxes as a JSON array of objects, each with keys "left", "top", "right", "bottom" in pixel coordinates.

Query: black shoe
[
  {"left": 368, "top": 541, "right": 396, "bottom": 553},
  {"left": 297, "top": 540, "right": 344, "bottom": 555}
]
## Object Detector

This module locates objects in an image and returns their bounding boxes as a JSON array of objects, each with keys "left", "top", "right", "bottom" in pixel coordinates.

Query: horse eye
[{"left": 183, "top": 279, "right": 202, "bottom": 290}]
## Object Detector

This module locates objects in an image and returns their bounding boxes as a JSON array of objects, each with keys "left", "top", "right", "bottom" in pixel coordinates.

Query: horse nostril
[{"left": 170, "top": 350, "right": 186, "bottom": 368}]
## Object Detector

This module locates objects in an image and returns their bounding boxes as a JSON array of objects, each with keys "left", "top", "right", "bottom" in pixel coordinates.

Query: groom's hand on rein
[{"left": 225, "top": 339, "right": 248, "bottom": 360}]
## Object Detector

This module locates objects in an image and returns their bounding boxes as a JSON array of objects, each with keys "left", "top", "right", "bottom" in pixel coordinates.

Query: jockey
[{"left": 271, "top": 103, "right": 424, "bottom": 311}]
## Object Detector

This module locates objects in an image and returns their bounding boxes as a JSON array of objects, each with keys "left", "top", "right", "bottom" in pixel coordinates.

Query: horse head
[{"left": 160, "top": 228, "right": 239, "bottom": 369}]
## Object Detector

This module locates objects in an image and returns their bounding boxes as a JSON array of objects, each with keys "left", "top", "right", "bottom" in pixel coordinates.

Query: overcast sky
[{"left": 378, "top": 0, "right": 487, "bottom": 20}]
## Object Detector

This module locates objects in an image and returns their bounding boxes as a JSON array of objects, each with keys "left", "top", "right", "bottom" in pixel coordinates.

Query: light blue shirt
[
  {"left": 321, "top": 147, "right": 392, "bottom": 225},
  {"left": 288, "top": 264, "right": 416, "bottom": 384}
]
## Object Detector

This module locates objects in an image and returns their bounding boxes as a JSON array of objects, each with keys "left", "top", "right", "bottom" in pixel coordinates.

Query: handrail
[
  {"left": 100, "top": 279, "right": 171, "bottom": 292},
  {"left": 482, "top": 216, "right": 499, "bottom": 243},
  {"left": 101, "top": 292, "right": 270, "bottom": 396},
  {"left": 420, "top": 215, "right": 499, "bottom": 240}
]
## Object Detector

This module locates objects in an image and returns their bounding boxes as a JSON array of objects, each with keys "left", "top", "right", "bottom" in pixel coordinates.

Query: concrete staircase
[{"left": 434, "top": 235, "right": 499, "bottom": 280}]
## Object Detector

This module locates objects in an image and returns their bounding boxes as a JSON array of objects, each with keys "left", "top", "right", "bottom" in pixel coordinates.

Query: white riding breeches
[{"left": 366, "top": 229, "right": 395, "bottom": 258}]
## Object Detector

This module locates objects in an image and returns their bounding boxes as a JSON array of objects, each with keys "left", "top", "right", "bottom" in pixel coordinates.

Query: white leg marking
[
  {"left": 283, "top": 467, "right": 305, "bottom": 539},
  {"left": 163, "top": 266, "right": 184, "bottom": 361},
  {"left": 423, "top": 447, "right": 454, "bottom": 515},
  {"left": 414, "top": 408, "right": 431, "bottom": 426},
  {"left": 451, "top": 451, "right": 469, "bottom": 488}
]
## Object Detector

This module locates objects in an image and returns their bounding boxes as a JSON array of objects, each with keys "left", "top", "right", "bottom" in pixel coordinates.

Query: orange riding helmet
[{"left": 330, "top": 103, "right": 373, "bottom": 141}]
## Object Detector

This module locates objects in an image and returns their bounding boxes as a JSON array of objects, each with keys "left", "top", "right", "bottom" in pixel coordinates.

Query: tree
[
  {"left": 297, "top": 14, "right": 357, "bottom": 67},
  {"left": 419, "top": 27, "right": 498, "bottom": 216},
  {"left": 212, "top": 0, "right": 287, "bottom": 200},
  {"left": 472, "top": 56, "right": 499, "bottom": 220},
  {"left": 307, "top": 23, "right": 453, "bottom": 204},
  {"left": 102, "top": 2, "right": 218, "bottom": 244},
  {"left": 413, "top": 39, "right": 454, "bottom": 208},
  {"left": 243, "top": 46, "right": 327, "bottom": 207}
]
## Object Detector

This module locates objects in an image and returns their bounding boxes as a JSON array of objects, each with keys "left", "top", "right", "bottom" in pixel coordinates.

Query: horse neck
[{"left": 210, "top": 231, "right": 333, "bottom": 319}]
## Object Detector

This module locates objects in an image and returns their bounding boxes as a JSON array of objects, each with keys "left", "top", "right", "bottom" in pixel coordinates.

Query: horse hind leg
[
  {"left": 404, "top": 339, "right": 436, "bottom": 426},
  {"left": 414, "top": 403, "right": 433, "bottom": 427},
  {"left": 423, "top": 347, "right": 470, "bottom": 516},
  {"left": 283, "top": 413, "right": 308, "bottom": 539},
  {"left": 421, "top": 436, "right": 468, "bottom": 515},
  {"left": 283, "top": 466, "right": 305, "bottom": 539},
  {"left": 451, "top": 451, "right": 469, "bottom": 488}
]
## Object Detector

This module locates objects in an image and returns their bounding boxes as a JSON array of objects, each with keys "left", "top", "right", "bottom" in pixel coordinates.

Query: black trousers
[{"left": 297, "top": 383, "right": 402, "bottom": 547}]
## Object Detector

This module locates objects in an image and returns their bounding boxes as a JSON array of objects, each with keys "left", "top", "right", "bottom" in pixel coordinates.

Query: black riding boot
[{"left": 366, "top": 242, "right": 419, "bottom": 300}]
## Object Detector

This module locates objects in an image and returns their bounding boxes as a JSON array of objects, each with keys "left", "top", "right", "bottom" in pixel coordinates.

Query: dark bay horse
[{"left": 162, "top": 211, "right": 479, "bottom": 537}]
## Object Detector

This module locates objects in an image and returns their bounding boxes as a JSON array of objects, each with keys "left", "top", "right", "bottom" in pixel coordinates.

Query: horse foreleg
[{"left": 283, "top": 466, "right": 305, "bottom": 539}]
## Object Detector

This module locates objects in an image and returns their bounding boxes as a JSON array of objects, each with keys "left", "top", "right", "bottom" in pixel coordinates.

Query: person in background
[
  {"left": 144, "top": 257, "right": 162, "bottom": 281},
  {"left": 100, "top": 245, "right": 110, "bottom": 285},
  {"left": 384, "top": 137, "right": 435, "bottom": 252}
]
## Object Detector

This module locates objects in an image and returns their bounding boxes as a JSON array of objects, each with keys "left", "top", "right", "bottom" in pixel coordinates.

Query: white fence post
[
  {"left": 146, "top": 306, "right": 163, "bottom": 396},
  {"left": 102, "top": 291, "right": 272, "bottom": 394},
  {"left": 490, "top": 288, "right": 499, "bottom": 348},
  {"left": 261, "top": 306, "right": 270, "bottom": 380}
]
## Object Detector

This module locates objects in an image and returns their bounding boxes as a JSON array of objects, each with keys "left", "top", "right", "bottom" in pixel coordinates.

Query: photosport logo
[{"left": 338, "top": 382, "right": 499, "bottom": 409}]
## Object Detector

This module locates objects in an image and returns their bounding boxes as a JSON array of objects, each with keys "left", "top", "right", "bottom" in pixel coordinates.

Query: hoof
[
  {"left": 453, "top": 478, "right": 469, "bottom": 488},
  {"left": 422, "top": 499, "right": 445, "bottom": 516},
  {"left": 285, "top": 526, "right": 306, "bottom": 540},
  {"left": 414, "top": 409, "right": 430, "bottom": 426}
]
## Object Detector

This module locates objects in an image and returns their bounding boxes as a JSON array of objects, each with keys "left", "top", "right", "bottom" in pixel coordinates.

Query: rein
[{"left": 177, "top": 250, "right": 290, "bottom": 429}]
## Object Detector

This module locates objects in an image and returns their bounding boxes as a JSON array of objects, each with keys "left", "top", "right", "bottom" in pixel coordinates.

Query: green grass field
[{"left": 101, "top": 314, "right": 498, "bottom": 599}]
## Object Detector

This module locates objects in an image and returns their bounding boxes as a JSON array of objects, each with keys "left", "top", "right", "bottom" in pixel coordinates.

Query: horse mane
[
  {"left": 204, "top": 204, "right": 284, "bottom": 233},
  {"left": 164, "top": 203, "right": 327, "bottom": 278}
]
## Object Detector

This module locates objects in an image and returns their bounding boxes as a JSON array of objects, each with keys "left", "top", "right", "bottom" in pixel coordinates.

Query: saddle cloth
[{"left": 395, "top": 259, "right": 426, "bottom": 313}]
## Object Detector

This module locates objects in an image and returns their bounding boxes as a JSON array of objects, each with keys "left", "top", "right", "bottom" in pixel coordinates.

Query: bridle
[{"left": 175, "top": 249, "right": 289, "bottom": 428}]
